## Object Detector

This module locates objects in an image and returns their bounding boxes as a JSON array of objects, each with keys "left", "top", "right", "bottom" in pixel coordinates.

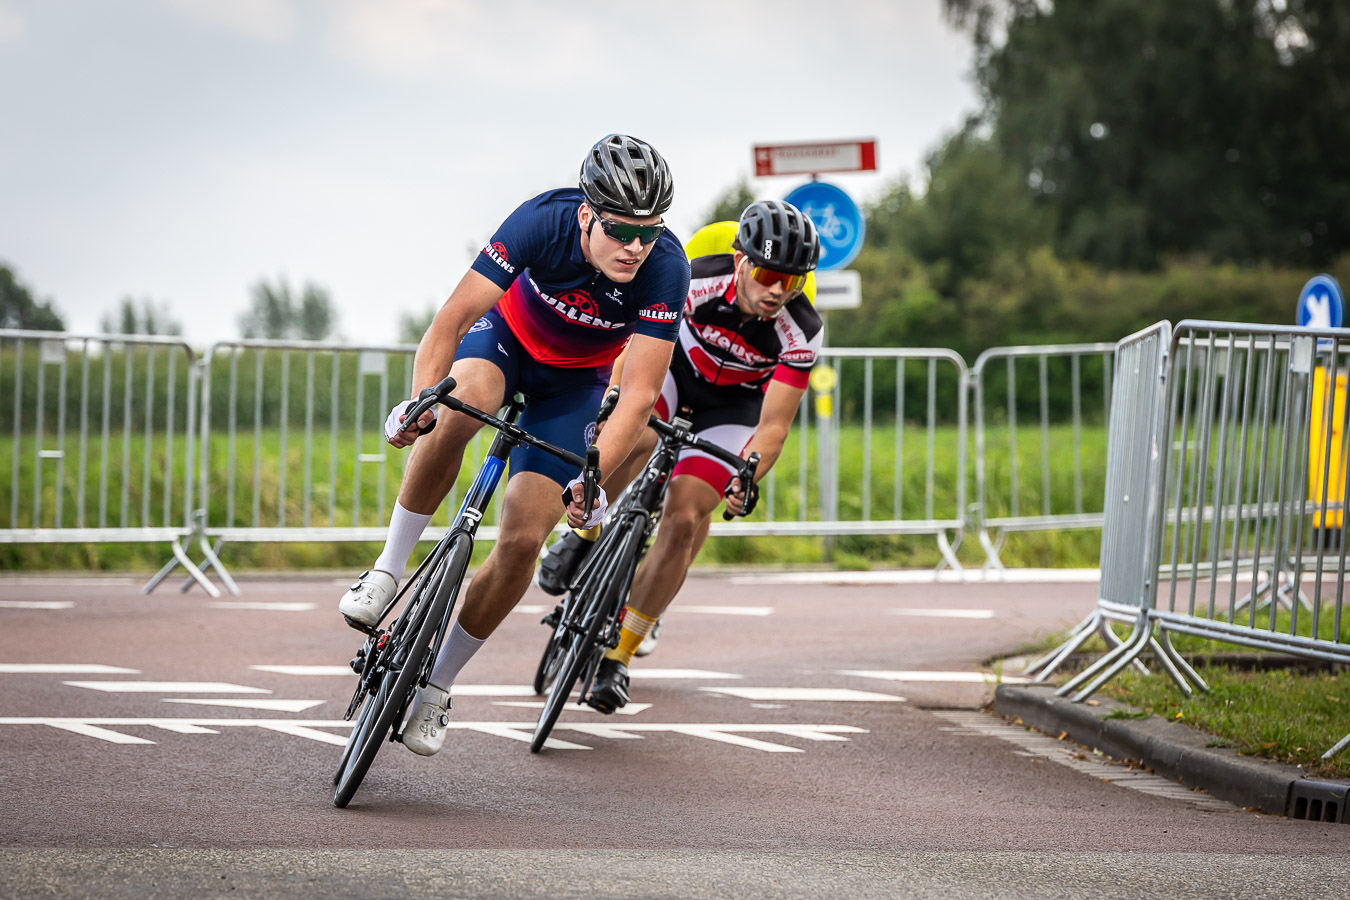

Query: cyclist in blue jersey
[{"left": 337, "top": 134, "right": 690, "bottom": 757}]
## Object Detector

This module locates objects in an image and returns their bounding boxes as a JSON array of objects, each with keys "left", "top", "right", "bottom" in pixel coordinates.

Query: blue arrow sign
[
  {"left": 784, "top": 181, "right": 865, "bottom": 271},
  {"left": 1298, "top": 274, "right": 1344, "bottom": 329}
]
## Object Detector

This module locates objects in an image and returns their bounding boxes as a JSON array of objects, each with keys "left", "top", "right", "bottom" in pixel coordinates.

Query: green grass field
[{"left": 1, "top": 421, "right": 1110, "bottom": 571}]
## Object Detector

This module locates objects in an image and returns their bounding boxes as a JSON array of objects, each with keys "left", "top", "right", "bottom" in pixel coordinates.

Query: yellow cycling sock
[
  {"left": 604, "top": 606, "right": 658, "bottom": 667},
  {"left": 574, "top": 524, "right": 601, "bottom": 542}
]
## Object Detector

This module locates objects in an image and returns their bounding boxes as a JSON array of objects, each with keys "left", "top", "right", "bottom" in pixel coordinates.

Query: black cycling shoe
[
  {"left": 586, "top": 657, "right": 630, "bottom": 714},
  {"left": 537, "top": 530, "right": 597, "bottom": 596}
]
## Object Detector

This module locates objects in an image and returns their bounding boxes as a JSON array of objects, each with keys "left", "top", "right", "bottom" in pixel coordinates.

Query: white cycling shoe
[
  {"left": 402, "top": 685, "right": 452, "bottom": 756},
  {"left": 337, "top": 569, "right": 398, "bottom": 628}
]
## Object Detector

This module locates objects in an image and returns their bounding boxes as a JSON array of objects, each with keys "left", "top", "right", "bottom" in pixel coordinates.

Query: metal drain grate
[{"left": 1287, "top": 780, "right": 1348, "bottom": 824}]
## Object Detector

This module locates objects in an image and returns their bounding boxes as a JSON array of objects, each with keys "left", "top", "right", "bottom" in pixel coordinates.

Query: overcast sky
[{"left": 0, "top": 0, "right": 980, "bottom": 345}]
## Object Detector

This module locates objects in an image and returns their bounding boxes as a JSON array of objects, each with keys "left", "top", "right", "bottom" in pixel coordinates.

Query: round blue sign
[
  {"left": 783, "top": 181, "right": 865, "bottom": 271},
  {"left": 1298, "top": 274, "right": 1344, "bottom": 329}
]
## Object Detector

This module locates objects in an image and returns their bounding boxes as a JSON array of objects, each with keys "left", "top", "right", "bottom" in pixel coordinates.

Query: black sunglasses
[{"left": 589, "top": 206, "right": 666, "bottom": 245}]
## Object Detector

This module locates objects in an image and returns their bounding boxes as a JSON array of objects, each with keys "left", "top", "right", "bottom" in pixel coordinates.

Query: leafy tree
[
  {"left": 240, "top": 278, "right": 338, "bottom": 340},
  {"left": 101, "top": 297, "right": 182, "bottom": 336},
  {"left": 944, "top": 0, "right": 1350, "bottom": 268},
  {"left": 702, "top": 179, "right": 757, "bottom": 225},
  {"left": 398, "top": 306, "right": 437, "bottom": 344},
  {"left": 0, "top": 264, "right": 65, "bottom": 331}
]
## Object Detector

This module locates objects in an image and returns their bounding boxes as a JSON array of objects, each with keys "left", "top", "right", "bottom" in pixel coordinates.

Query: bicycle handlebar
[
  {"left": 399, "top": 375, "right": 601, "bottom": 512},
  {"left": 644, "top": 415, "right": 760, "bottom": 521}
]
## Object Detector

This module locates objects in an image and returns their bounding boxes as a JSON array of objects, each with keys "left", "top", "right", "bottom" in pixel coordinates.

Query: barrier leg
[
  {"left": 143, "top": 535, "right": 220, "bottom": 599},
  {"left": 196, "top": 535, "right": 239, "bottom": 596},
  {"left": 1056, "top": 610, "right": 1151, "bottom": 700},
  {"left": 1024, "top": 611, "right": 1097, "bottom": 681},
  {"left": 1322, "top": 732, "right": 1350, "bottom": 761},
  {"left": 978, "top": 525, "right": 1007, "bottom": 577},
  {"left": 1152, "top": 624, "right": 1208, "bottom": 696},
  {"left": 934, "top": 530, "right": 963, "bottom": 575}
]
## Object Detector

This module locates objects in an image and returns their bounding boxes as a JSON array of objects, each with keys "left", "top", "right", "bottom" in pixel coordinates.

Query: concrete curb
[{"left": 993, "top": 684, "right": 1348, "bottom": 819}]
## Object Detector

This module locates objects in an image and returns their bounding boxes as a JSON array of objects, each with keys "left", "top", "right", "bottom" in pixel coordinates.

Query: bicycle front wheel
[
  {"left": 529, "top": 521, "right": 646, "bottom": 754},
  {"left": 333, "top": 536, "right": 469, "bottom": 808}
]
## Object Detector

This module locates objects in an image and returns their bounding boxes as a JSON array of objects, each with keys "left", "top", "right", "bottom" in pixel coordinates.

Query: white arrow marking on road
[
  {"left": 492, "top": 701, "right": 653, "bottom": 717},
  {"left": 0, "top": 719, "right": 867, "bottom": 752},
  {"left": 64, "top": 682, "right": 271, "bottom": 694},
  {"left": 888, "top": 609, "right": 995, "bottom": 619},
  {"left": 162, "top": 698, "right": 326, "bottom": 712},
  {"left": 840, "top": 670, "right": 1033, "bottom": 685},
  {"left": 630, "top": 669, "right": 742, "bottom": 680},
  {"left": 250, "top": 665, "right": 353, "bottom": 676},
  {"left": 678, "top": 606, "right": 773, "bottom": 616},
  {"left": 701, "top": 687, "right": 904, "bottom": 702},
  {"left": 46, "top": 722, "right": 155, "bottom": 744},
  {"left": 0, "top": 664, "right": 141, "bottom": 674},
  {"left": 208, "top": 602, "right": 317, "bottom": 611},
  {"left": 0, "top": 601, "right": 76, "bottom": 609}
]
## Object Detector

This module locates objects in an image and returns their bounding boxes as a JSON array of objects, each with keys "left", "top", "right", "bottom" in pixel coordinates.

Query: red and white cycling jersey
[{"left": 674, "top": 254, "right": 823, "bottom": 393}]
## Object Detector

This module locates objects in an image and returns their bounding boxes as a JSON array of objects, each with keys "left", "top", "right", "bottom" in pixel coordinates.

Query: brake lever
[
  {"left": 722, "top": 452, "right": 761, "bottom": 521},
  {"left": 400, "top": 374, "right": 457, "bottom": 434}
]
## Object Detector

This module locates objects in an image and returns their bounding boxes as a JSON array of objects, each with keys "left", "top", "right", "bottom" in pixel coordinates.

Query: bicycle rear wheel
[
  {"left": 333, "top": 536, "right": 469, "bottom": 808},
  {"left": 532, "top": 613, "right": 567, "bottom": 696},
  {"left": 529, "top": 521, "right": 645, "bottom": 753}
]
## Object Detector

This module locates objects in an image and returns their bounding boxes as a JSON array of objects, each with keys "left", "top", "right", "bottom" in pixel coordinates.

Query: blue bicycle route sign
[
  {"left": 1297, "top": 274, "right": 1344, "bottom": 329},
  {"left": 784, "top": 181, "right": 865, "bottom": 272}
]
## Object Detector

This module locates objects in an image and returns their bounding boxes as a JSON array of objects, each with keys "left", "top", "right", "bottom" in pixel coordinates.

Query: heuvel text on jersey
[{"left": 675, "top": 254, "right": 824, "bottom": 391}]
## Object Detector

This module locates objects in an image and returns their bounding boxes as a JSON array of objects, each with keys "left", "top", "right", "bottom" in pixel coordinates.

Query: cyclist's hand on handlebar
[
  {"left": 384, "top": 399, "right": 437, "bottom": 448},
  {"left": 563, "top": 477, "right": 608, "bottom": 529},
  {"left": 722, "top": 474, "right": 760, "bottom": 518}
]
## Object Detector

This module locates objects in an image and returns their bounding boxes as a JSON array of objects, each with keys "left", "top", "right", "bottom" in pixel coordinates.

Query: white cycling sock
[
  {"left": 372, "top": 501, "right": 433, "bottom": 583},
  {"left": 428, "top": 621, "right": 486, "bottom": 692}
]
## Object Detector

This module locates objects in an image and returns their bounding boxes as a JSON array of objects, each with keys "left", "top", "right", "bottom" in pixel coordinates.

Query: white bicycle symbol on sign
[{"left": 801, "top": 202, "right": 856, "bottom": 250}]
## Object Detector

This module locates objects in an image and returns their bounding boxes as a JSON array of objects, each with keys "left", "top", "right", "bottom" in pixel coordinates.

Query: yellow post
[{"left": 1309, "top": 366, "right": 1347, "bottom": 529}]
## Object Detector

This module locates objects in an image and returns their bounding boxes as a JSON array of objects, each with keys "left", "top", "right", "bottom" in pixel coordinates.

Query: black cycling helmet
[
  {"left": 733, "top": 200, "right": 820, "bottom": 275},
  {"left": 579, "top": 134, "right": 674, "bottom": 218}
]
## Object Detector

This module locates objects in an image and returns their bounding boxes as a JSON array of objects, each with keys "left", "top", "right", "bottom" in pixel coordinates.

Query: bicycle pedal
[{"left": 343, "top": 615, "right": 378, "bottom": 636}]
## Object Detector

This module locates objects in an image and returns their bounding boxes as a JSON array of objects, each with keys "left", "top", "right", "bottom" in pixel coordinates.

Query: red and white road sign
[{"left": 753, "top": 140, "right": 878, "bottom": 177}]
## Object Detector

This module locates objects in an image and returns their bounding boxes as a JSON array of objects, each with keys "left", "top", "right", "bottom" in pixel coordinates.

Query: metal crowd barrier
[
  {"left": 710, "top": 348, "right": 968, "bottom": 572},
  {"left": 1041, "top": 321, "right": 1350, "bottom": 728},
  {"left": 970, "top": 343, "right": 1115, "bottom": 571},
  {"left": 0, "top": 330, "right": 217, "bottom": 591}
]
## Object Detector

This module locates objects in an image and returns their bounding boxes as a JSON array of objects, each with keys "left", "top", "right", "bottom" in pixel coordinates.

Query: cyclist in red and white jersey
[{"left": 537, "top": 200, "right": 823, "bottom": 712}]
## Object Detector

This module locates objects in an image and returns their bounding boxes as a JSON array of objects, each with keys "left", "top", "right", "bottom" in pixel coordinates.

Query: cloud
[
  {"left": 157, "top": 0, "right": 298, "bottom": 43},
  {"left": 0, "top": 3, "right": 25, "bottom": 44}
]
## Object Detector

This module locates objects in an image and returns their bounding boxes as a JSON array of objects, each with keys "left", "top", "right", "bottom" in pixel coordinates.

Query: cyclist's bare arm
[
  {"left": 594, "top": 333, "right": 673, "bottom": 483},
  {"left": 390, "top": 270, "right": 504, "bottom": 448},
  {"left": 726, "top": 379, "right": 804, "bottom": 513}
]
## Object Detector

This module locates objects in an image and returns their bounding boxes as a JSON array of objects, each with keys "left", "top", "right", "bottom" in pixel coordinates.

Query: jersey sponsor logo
[
  {"left": 535, "top": 282, "right": 623, "bottom": 330},
  {"left": 695, "top": 322, "right": 771, "bottom": 365},
  {"left": 584, "top": 421, "right": 597, "bottom": 447},
  {"left": 605, "top": 287, "right": 625, "bottom": 304},
  {"left": 483, "top": 242, "right": 515, "bottom": 275},
  {"left": 640, "top": 302, "right": 680, "bottom": 323},
  {"left": 779, "top": 347, "right": 815, "bottom": 364},
  {"left": 687, "top": 276, "right": 732, "bottom": 303},
  {"left": 467, "top": 317, "right": 493, "bottom": 335}
]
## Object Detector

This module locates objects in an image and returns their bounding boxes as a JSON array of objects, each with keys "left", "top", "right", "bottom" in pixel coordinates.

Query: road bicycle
[
  {"left": 529, "top": 402, "right": 758, "bottom": 753},
  {"left": 333, "top": 374, "right": 599, "bottom": 808}
]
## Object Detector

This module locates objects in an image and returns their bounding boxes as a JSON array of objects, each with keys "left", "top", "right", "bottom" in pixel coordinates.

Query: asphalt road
[{"left": 2, "top": 571, "right": 1346, "bottom": 896}]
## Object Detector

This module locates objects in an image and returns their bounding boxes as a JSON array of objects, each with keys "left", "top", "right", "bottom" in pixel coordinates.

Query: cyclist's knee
[
  {"left": 658, "top": 504, "right": 704, "bottom": 549},
  {"left": 493, "top": 524, "right": 550, "bottom": 564}
]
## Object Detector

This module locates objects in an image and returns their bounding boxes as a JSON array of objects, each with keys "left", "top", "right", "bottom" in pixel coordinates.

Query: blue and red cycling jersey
[{"left": 469, "top": 188, "right": 689, "bottom": 367}]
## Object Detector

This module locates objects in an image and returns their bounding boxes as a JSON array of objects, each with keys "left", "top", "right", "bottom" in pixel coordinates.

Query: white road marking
[
  {"left": 701, "top": 687, "right": 905, "bottom": 702},
  {"left": 678, "top": 606, "right": 773, "bottom": 616},
  {"left": 64, "top": 682, "right": 271, "bottom": 694},
  {"left": 162, "top": 698, "right": 325, "bottom": 713},
  {"left": 208, "top": 602, "right": 317, "bottom": 611},
  {"left": 0, "top": 718, "right": 866, "bottom": 753},
  {"left": 888, "top": 608, "right": 995, "bottom": 619},
  {"left": 451, "top": 685, "right": 542, "bottom": 697},
  {"left": 514, "top": 605, "right": 550, "bottom": 615},
  {"left": 0, "top": 578, "right": 132, "bottom": 586},
  {"left": 491, "top": 701, "right": 654, "bottom": 717},
  {"left": 841, "top": 670, "right": 1033, "bottom": 685},
  {"left": 0, "top": 601, "right": 76, "bottom": 610},
  {"left": 731, "top": 569, "right": 1101, "bottom": 585},
  {"left": 0, "top": 664, "right": 140, "bottom": 674},
  {"left": 250, "top": 665, "right": 352, "bottom": 676},
  {"left": 931, "top": 710, "right": 1238, "bottom": 812},
  {"left": 248, "top": 661, "right": 351, "bottom": 674},
  {"left": 630, "top": 669, "right": 742, "bottom": 680}
]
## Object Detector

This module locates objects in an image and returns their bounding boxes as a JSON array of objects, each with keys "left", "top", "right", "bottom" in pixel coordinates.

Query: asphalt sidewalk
[{"left": 993, "top": 683, "right": 1349, "bottom": 824}]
